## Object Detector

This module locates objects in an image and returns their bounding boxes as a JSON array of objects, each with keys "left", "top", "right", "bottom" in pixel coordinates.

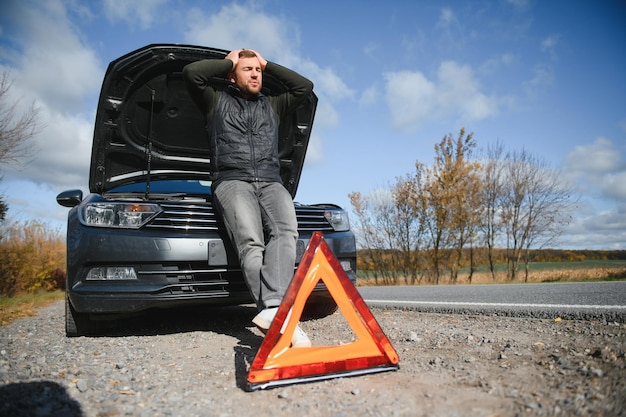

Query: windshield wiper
[{"left": 104, "top": 192, "right": 189, "bottom": 202}]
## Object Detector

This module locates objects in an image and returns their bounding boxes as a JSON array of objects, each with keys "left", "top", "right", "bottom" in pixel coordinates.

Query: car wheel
[
  {"left": 301, "top": 300, "right": 338, "bottom": 320},
  {"left": 65, "top": 296, "right": 99, "bottom": 337}
]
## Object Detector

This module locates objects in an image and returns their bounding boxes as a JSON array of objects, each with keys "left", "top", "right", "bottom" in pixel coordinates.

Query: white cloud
[
  {"left": 561, "top": 138, "right": 626, "bottom": 249},
  {"left": 102, "top": 0, "right": 168, "bottom": 30},
  {"left": 384, "top": 61, "right": 499, "bottom": 132},
  {"left": 564, "top": 137, "right": 626, "bottom": 200},
  {"left": 1, "top": 0, "right": 99, "bottom": 192},
  {"left": 561, "top": 203, "right": 626, "bottom": 250},
  {"left": 184, "top": 3, "right": 298, "bottom": 63},
  {"left": 298, "top": 61, "right": 354, "bottom": 103},
  {"left": 3, "top": 0, "right": 102, "bottom": 112},
  {"left": 2, "top": 99, "right": 93, "bottom": 190},
  {"left": 565, "top": 137, "right": 621, "bottom": 174},
  {"left": 384, "top": 70, "right": 436, "bottom": 131}
]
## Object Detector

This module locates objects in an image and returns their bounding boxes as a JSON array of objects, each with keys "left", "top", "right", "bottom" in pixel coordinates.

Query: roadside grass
[{"left": 0, "top": 290, "right": 64, "bottom": 326}]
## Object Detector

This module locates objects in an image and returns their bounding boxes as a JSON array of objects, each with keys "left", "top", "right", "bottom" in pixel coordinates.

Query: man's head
[{"left": 229, "top": 49, "right": 263, "bottom": 98}]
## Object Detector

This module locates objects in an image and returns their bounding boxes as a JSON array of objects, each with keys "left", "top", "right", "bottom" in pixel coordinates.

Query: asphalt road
[{"left": 357, "top": 281, "right": 626, "bottom": 322}]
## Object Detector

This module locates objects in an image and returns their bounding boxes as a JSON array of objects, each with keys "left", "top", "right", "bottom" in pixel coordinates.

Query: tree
[
  {"left": 0, "top": 71, "right": 39, "bottom": 166},
  {"left": 0, "top": 71, "right": 40, "bottom": 232},
  {"left": 349, "top": 173, "right": 429, "bottom": 285},
  {"left": 349, "top": 190, "right": 398, "bottom": 285},
  {"left": 392, "top": 170, "right": 428, "bottom": 284},
  {"left": 500, "top": 149, "right": 575, "bottom": 281},
  {"left": 478, "top": 141, "right": 506, "bottom": 281},
  {"left": 422, "top": 128, "right": 480, "bottom": 283},
  {"left": 350, "top": 131, "right": 577, "bottom": 286},
  {"left": 0, "top": 197, "right": 7, "bottom": 223}
]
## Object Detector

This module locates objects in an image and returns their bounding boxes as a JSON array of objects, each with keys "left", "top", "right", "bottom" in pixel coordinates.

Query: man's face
[{"left": 230, "top": 56, "right": 263, "bottom": 98}]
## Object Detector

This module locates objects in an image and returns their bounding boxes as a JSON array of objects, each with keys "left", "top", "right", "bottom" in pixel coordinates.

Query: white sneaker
[
  {"left": 252, "top": 307, "right": 311, "bottom": 347},
  {"left": 252, "top": 307, "right": 278, "bottom": 332},
  {"left": 291, "top": 324, "right": 312, "bottom": 348}
]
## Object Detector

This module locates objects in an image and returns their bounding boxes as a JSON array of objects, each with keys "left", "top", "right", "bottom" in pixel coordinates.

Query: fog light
[
  {"left": 86, "top": 267, "right": 138, "bottom": 280},
  {"left": 340, "top": 260, "right": 352, "bottom": 271}
]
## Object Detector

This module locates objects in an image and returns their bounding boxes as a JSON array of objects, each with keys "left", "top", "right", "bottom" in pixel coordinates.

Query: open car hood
[{"left": 90, "top": 44, "right": 317, "bottom": 198}]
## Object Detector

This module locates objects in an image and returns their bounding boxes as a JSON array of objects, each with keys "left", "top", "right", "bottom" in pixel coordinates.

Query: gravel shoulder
[{"left": 0, "top": 300, "right": 624, "bottom": 417}]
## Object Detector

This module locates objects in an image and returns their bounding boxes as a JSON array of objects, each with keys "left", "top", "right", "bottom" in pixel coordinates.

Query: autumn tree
[{"left": 421, "top": 128, "right": 480, "bottom": 283}]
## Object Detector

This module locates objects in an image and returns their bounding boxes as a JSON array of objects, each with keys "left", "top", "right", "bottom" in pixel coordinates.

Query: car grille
[{"left": 144, "top": 202, "right": 334, "bottom": 232}]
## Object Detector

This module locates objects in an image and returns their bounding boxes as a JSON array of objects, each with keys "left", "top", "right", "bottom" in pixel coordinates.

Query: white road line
[{"left": 363, "top": 300, "right": 626, "bottom": 310}]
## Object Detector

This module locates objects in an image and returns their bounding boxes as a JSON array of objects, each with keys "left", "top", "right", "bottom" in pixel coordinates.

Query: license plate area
[{"left": 207, "top": 239, "right": 228, "bottom": 266}]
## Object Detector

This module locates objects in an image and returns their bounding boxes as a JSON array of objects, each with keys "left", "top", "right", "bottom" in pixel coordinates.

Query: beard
[
  {"left": 241, "top": 82, "right": 261, "bottom": 97},
  {"left": 233, "top": 76, "right": 262, "bottom": 98}
]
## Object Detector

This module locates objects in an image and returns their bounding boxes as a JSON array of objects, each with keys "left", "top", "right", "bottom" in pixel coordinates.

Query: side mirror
[{"left": 56, "top": 189, "right": 83, "bottom": 208}]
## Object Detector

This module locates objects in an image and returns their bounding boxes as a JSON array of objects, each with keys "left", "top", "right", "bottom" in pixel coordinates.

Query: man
[{"left": 183, "top": 49, "right": 313, "bottom": 347}]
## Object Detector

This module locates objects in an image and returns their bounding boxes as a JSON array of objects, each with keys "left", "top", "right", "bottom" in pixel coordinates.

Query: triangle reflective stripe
[{"left": 247, "top": 231, "right": 399, "bottom": 390}]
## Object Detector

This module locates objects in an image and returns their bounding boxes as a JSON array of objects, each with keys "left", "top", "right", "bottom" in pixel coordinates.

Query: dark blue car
[{"left": 57, "top": 44, "right": 357, "bottom": 336}]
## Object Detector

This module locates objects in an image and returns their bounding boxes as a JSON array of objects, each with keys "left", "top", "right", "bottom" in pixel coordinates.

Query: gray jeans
[{"left": 213, "top": 180, "right": 298, "bottom": 310}]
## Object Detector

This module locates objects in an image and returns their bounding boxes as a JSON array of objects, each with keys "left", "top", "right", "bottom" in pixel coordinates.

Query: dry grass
[
  {"left": 0, "top": 290, "right": 64, "bottom": 326},
  {"left": 356, "top": 266, "right": 626, "bottom": 286}
]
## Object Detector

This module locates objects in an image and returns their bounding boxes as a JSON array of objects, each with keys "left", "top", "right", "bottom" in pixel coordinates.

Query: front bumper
[{"left": 66, "top": 220, "right": 357, "bottom": 314}]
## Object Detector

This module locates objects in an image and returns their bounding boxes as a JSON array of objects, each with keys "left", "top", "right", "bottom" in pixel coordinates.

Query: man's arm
[
  {"left": 265, "top": 62, "right": 314, "bottom": 119},
  {"left": 182, "top": 59, "right": 233, "bottom": 118}
]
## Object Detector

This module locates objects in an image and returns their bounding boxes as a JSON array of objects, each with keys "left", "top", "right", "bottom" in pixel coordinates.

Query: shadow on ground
[{"left": 0, "top": 380, "right": 83, "bottom": 417}]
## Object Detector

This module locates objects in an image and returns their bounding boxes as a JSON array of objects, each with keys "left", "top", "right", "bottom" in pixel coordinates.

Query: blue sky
[{"left": 0, "top": 0, "right": 625, "bottom": 249}]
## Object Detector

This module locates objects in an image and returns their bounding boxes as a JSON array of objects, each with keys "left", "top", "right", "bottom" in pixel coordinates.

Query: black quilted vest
[{"left": 207, "top": 88, "right": 281, "bottom": 188}]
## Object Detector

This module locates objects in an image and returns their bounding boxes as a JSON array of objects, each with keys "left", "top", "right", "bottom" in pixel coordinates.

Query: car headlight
[
  {"left": 80, "top": 203, "right": 161, "bottom": 229},
  {"left": 324, "top": 209, "right": 350, "bottom": 232}
]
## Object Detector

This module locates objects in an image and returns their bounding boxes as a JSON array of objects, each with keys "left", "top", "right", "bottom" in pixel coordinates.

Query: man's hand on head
[
  {"left": 225, "top": 49, "right": 242, "bottom": 69},
  {"left": 225, "top": 49, "right": 267, "bottom": 71},
  {"left": 246, "top": 50, "right": 267, "bottom": 71}
]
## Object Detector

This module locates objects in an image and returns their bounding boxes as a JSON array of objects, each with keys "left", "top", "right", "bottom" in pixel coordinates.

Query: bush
[{"left": 0, "top": 220, "right": 66, "bottom": 296}]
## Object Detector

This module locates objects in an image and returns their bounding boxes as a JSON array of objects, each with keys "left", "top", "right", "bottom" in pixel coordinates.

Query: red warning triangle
[{"left": 247, "top": 231, "right": 399, "bottom": 390}]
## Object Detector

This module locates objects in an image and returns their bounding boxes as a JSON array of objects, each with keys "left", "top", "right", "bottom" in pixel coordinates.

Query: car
[{"left": 56, "top": 44, "right": 357, "bottom": 337}]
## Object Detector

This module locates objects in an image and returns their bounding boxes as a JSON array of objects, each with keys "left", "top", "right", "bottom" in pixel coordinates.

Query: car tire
[
  {"left": 65, "top": 296, "right": 99, "bottom": 337},
  {"left": 302, "top": 300, "right": 338, "bottom": 320}
]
